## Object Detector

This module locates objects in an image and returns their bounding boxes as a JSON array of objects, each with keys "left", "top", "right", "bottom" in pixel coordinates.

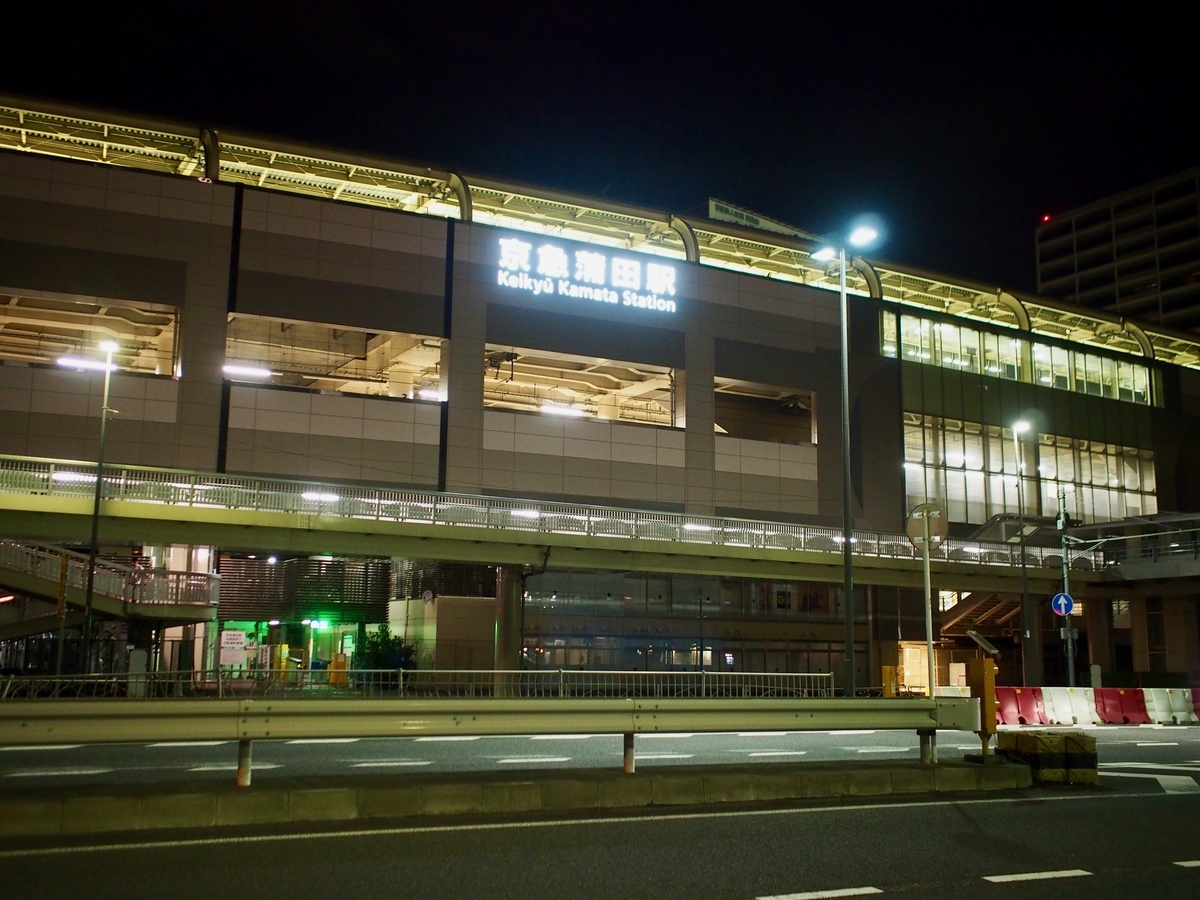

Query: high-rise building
[{"left": 1036, "top": 167, "right": 1200, "bottom": 330}]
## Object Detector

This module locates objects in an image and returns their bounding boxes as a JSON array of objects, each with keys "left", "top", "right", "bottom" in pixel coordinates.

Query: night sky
[{"left": 3, "top": 2, "right": 1197, "bottom": 292}]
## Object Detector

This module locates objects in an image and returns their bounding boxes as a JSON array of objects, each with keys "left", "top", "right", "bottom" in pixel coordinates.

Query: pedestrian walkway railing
[
  {"left": 0, "top": 540, "right": 219, "bottom": 610},
  {"left": 0, "top": 668, "right": 834, "bottom": 700},
  {"left": 0, "top": 454, "right": 1100, "bottom": 570}
]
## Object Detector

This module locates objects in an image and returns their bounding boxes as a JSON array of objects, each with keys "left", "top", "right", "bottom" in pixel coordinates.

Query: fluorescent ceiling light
[
  {"left": 51, "top": 471, "right": 96, "bottom": 483},
  {"left": 511, "top": 509, "right": 541, "bottom": 519},
  {"left": 682, "top": 522, "right": 712, "bottom": 532},
  {"left": 541, "top": 404, "right": 585, "bottom": 417},
  {"left": 301, "top": 491, "right": 340, "bottom": 502},
  {"left": 418, "top": 389, "right": 444, "bottom": 400},
  {"left": 223, "top": 365, "right": 272, "bottom": 379},
  {"left": 99, "top": 340, "right": 120, "bottom": 353},
  {"left": 57, "top": 357, "right": 116, "bottom": 372}
]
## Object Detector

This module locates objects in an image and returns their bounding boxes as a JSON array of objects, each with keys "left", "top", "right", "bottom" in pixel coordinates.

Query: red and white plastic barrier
[{"left": 994, "top": 685, "right": 1200, "bottom": 726}]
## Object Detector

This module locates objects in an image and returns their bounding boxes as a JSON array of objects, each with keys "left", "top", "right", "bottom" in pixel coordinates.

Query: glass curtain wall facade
[
  {"left": 881, "top": 310, "right": 1154, "bottom": 405},
  {"left": 903, "top": 412, "right": 1157, "bottom": 524}
]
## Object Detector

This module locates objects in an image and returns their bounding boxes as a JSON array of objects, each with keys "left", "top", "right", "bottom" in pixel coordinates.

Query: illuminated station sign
[{"left": 496, "top": 237, "right": 677, "bottom": 313}]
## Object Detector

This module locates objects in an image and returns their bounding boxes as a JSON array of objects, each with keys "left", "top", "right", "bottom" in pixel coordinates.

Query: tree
[{"left": 354, "top": 624, "right": 415, "bottom": 670}]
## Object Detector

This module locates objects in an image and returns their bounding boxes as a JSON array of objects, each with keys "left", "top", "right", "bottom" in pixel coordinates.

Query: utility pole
[{"left": 1057, "top": 484, "right": 1077, "bottom": 687}]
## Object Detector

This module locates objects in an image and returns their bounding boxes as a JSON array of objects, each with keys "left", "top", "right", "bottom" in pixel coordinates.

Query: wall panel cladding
[
  {"left": 482, "top": 410, "right": 686, "bottom": 504},
  {"left": 0, "top": 150, "right": 235, "bottom": 471},
  {"left": 235, "top": 188, "right": 447, "bottom": 336},
  {"left": 0, "top": 365, "right": 179, "bottom": 465},
  {"left": 714, "top": 436, "right": 819, "bottom": 515},
  {"left": 225, "top": 385, "right": 440, "bottom": 485}
]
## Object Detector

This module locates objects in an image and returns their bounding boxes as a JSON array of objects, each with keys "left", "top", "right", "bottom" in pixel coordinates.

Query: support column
[
  {"left": 442, "top": 224, "right": 487, "bottom": 493},
  {"left": 236, "top": 739, "right": 253, "bottom": 787},
  {"left": 623, "top": 732, "right": 636, "bottom": 774},
  {"left": 1085, "top": 594, "right": 1114, "bottom": 674},
  {"left": 494, "top": 565, "right": 522, "bottom": 671},
  {"left": 682, "top": 330, "right": 714, "bottom": 515},
  {"left": 1021, "top": 597, "right": 1044, "bottom": 687}
]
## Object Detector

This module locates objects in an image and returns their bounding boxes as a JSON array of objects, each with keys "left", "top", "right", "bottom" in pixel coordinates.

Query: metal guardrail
[
  {"left": 0, "top": 454, "right": 1100, "bottom": 570},
  {"left": 0, "top": 540, "right": 219, "bottom": 608},
  {"left": 1104, "top": 541, "right": 1200, "bottom": 567},
  {"left": 1, "top": 669, "right": 835, "bottom": 700}
]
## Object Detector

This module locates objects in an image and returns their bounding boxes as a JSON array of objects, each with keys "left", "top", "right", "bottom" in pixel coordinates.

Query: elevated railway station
[{"left": 0, "top": 96, "right": 1197, "bottom": 689}]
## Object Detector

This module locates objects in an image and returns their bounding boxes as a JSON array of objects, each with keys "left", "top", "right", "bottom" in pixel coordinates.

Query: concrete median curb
[{"left": 0, "top": 760, "right": 1034, "bottom": 837}]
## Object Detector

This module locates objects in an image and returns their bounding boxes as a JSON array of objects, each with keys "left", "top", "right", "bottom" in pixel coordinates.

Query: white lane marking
[
  {"left": 750, "top": 751, "right": 808, "bottom": 758},
  {"left": 146, "top": 741, "right": 229, "bottom": 748},
  {"left": 495, "top": 757, "right": 570, "bottom": 764},
  {"left": 757, "top": 888, "right": 881, "bottom": 900},
  {"left": 738, "top": 732, "right": 789, "bottom": 737},
  {"left": 413, "top": 736, "right": 481, "bottom": 742},
  {"left": 1174, "top": 860, "right": 1200, "bottom": 867},
  {"left": 828, "top": 730, "right": 876, "bottom": 736},
  {"left": 1101, "top": 772, "right": 1200, "bottom": 793},
  {"left": 529, "top": 734, "right": 595, "bottom": 741},
  {"left": 1100, "top": 762, "right": 1200, "bottom": 773},
  {"left": 187, "top": 764, "right": 282, "bottom": 772},
  {"left": 638, "top": 753, "right": 696, "bottom": 763},
  {"left": 639, "top": 733, "right": 695, "bottom": 739},
  {"left": 3, "top": 768, "right": 112, "bottom": 777},
  {"left": 983, "top": 869, "right": 1091, "bottom": 883},
  {"left": 0, "top": 745, "right": 82, "bottom": 752},
  {"left": 852, "top": 748, "right": 913, "bottom": 754},
  {"left": 1137, "top": 742, "right": 1180, "bottom": 747},
  {"left": 0, "top": 791, "right": 1160, "bottom": 858},
  {"left": 351, "top": 761, "right": 432, "bottom": 768},
  {"left": 287, "top": 738, "right": 360, "bottom": 745}
]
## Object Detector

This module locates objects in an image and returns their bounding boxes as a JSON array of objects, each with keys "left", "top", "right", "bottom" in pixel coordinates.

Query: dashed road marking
[
  {"left": 146, "top": 741, "right": 229, "bottom": 748},
  {"left": 287, "top": 738, "right": 359, "bottom": 744},
  {"left": 530, "top": 734, "right": 595, "bottom": 740},
  {"left": 1174, "top": 860, "right": 1200, "bottom": 868},
  {"left": 757, "top": 887, "right": 882, "bottom": 899},
  {"left": 351, "top": 761, "right": 432, "bottom": 768},
  {"left": 983, "top": 869, "right": 1091, "bottom": 883},
  {"left": 495, "top": 757, "right": 570, "bottom": 764},
  {"left": 749, "top": 751, "right": 807, "bottom": 758},
  {"left": 635, "top": 753, "right": 694, "bottom": 760},
  {"left": 0, "top": 745, "right": 81, "bottom": 752},
  {"left": 414, "top": 736, "right": 480, "bottom": 742},
  {"left": 3, "top": 768, "right": 112, "bottom": 777},
  {"left": 187, "top": 764, "right": 281, "bottom": 772}
]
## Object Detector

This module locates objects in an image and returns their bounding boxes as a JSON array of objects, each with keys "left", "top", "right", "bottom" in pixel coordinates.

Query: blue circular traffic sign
[{"left": 1051, "top": 592, "right": 1074, "bottom": 616}]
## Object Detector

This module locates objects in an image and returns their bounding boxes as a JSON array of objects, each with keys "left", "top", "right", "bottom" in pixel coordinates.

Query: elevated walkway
[
  {"left": 0, "top": 540, "right": 217, "bottom": 639},
  {"left": 0, "top": 454, "right": 1104, "bottom": 592}
]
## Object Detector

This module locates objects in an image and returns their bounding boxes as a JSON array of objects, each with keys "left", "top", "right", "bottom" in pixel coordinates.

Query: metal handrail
[
  {"left": 0, "top": 668, "right": 835, "bottom": 701},
  {"left": 0, "top": 454, "right": 1101, "bottom": 570},
  {"left": 0, "top": 539, "right": 219, "bottom": 608}
]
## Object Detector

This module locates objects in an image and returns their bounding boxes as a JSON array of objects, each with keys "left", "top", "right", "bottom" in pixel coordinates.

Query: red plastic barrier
[
  {"left": 996, "top": 686, "right": 1021, "bottom": 725},
  {"left": 1014, "top": 686, "right": 1048, "bottom": 725},
  {"left": 1094, "top": 688, "right": 1124, "bottom": 724},
  {"left": 1117, "top": 688, "right": 1151, "bottom": 724}
]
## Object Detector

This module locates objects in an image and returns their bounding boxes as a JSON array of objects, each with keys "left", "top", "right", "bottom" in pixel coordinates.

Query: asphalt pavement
[
  {"left": 1, "top": 784, "right": 1197, "bottom": 899},
  {"left": 1, "top": 724, "right": 1198, "bottom": 792}
]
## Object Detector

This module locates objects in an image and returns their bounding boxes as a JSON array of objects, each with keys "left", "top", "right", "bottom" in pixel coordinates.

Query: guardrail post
[
  {"left": 623, "top": 732, "right": 635, "bottom": 774},
  {"left": 557, "top": 668, "right": 564, "bottom": 698},
  {"left": 236, "top": 739, "right": 253, "bottom": 787},
  {"left": 918, "top": 728, "right": 937, "bottom": 765}
]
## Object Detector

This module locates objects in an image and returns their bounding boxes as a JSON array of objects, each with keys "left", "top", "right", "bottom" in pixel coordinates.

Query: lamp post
[
  {"left": 81, "top": 340, "right": 119, "bottom": 673},
  {"left": 813, "top": 222, "right": 880, "bottom": 698},
  {"left": 1011, "top": 419, "right": 1034, "bottom": 686}
]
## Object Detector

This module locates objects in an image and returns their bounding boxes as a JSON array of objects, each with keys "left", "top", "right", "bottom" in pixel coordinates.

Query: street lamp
[
  {"left": 63, "top": 340, "right": 119, "bottom": 673},
  {"left": 1011, "top": 419, "right": 1034, "bottom": 685},
  {"left": 813, "top": 219, "right": 881, "bottom": 698}
]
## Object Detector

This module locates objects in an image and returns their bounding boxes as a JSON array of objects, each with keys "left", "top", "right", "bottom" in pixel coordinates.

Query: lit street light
[
  {"left": 813, "top": 218, "right": 882, "bottom": 698},
  {"left": 61, "top": 340, "right": 119, "bottom": 673},
  {"left": 1011, "top": 419, "right": 1034, "bottom": 685}
]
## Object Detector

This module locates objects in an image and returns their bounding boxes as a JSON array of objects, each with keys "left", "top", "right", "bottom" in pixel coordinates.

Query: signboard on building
[
  {"left": 219, "top": 630, "right": 246, "bottom": 666},
  {"left": 496, "top": 236, "right": 678, "bottom": 314},
  {"left": 708, "top": 199, "right": 808, "bottom": 239}
]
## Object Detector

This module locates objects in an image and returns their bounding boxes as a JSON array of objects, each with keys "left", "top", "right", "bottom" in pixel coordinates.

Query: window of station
[
  {"left": 903, "top": 411, "right": 1156, "bottom": 524},
  {"left": 881, "top": 309, "right": 1154, "bottom": 405},
  {"left": 714, "top": 378, "right": 815, "bottom": 444},
  {"left": 0, "top": 290, "right": 177, "bottom": 375},
  {"left": 483, "top": 343, "right": 676, "bottom": 425},
  {"left": 224, "top": 314, "right": 442, "bottom": 397}
]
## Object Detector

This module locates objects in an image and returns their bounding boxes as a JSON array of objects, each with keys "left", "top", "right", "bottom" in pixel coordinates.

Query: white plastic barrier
[
  {"left": 1144, "top": 688, "right": 1176, "bottom": 724},
  {"left": 1042, "top": 687, "right": 1074, "bottom": 725},
  {"left": 1164, "top": 688, "right": 1199, "bottom": 724},
  {"left": 1064, "top": 687, "right": 1103, "bottom": 725}
]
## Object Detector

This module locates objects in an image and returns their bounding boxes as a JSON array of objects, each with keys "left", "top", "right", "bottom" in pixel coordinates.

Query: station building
[{"left": 0, "top": 96, "right": 1197, "bottom": 687}]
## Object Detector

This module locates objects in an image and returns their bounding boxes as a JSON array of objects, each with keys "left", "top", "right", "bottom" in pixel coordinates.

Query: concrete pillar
[
  {"left": 1021, "top": 597, "right": 1044, "bottom": 686},
  {"left": 494, "top": 565, "right": 523, "bottom": 671},
  {"left": 443, "top": 225, "right": 487, "bottom": 493},
  {"left": 1164, "top": 597, "right": 1200, "bottom": 678},
  {"left": 682, "top": 330, "right": 714, "bottom": 515},
  {"left": 1085, "top": 595, "right": 1114, "bottom": 673},
  {"left": 1130, "top": 597, "right": 1149, "bottom": 672}
]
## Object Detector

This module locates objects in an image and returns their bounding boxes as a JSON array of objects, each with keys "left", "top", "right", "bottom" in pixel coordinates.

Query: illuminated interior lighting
[
  {"left": 511, "top": 509, "right": 540, "bottom": 519},
  {"left": 268, "top": 619, "right": 280, "bottom": 626},
  {"left": 301, "top": 491, "right": 340, "bottom": 502},
  {"left": 418, "top": 389, "right": 444, "bottom": 400},
  {"left": 57, "top": 356, "right": 116, "bottom": 372},
  {"left": 50, "top": 471, "right": 96, "bottom": 483},
  {"left": 99, "top": 340, "right": 120, "bottom": 354},
  {"left": 540, "top": 404, "right": 586, "bottom": 417},
  {"left": 267, "top": 556, "right": 278, "bottom": 564},
  {"left": 810, "top": 247, "right": 836, "bottom": 262},
  {"left": 682, "top": 522, "right": 712, "bottom": 532},
  {"left": 223, "top": 365, "right": 272, "bottom": 379},
  {"left": 0, "top": 595, "right": 13, "bottom": 603}
]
